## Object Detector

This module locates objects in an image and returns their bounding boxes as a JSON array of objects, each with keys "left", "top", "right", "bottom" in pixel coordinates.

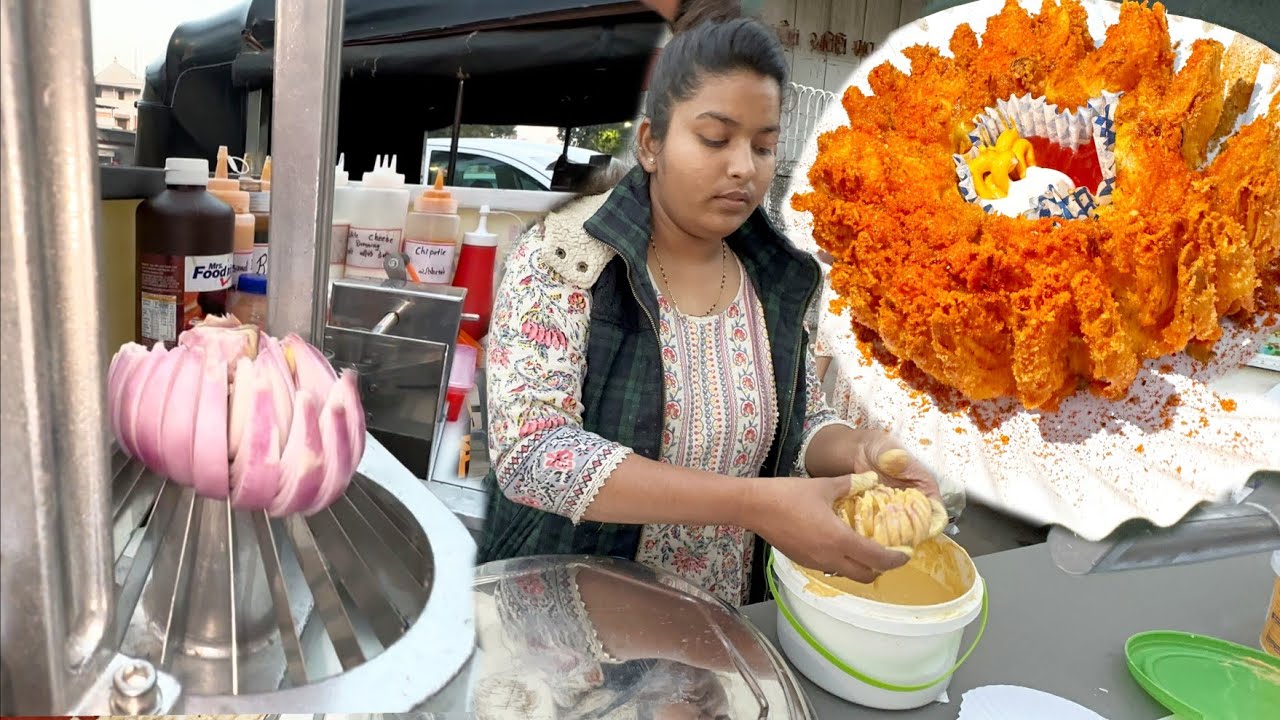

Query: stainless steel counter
[{"left": 742, "top": 543, "right": 1274, "bottom": 719}]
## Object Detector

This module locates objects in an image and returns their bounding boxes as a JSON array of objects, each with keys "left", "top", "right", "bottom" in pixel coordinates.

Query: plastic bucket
[
  {"left": 769, "top": 535, "right": 987, "bottom": 710},
  {"left": 1263, "top": 550, "right": 1280, "bottom": 657}
]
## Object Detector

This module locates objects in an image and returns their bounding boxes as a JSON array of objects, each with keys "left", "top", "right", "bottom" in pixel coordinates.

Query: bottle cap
[
  {"left": 335, "top": 153, "right": 350, "bottom": 186},
  {"left": 463, "top": 205, "right": 498, "bottom": 247},
  {"left": 362, "top": 154, "right": 406, "bottom": 188},
  {"left": 237, "top": 273, "right": 268, "bottom": 295},
  {"left": 414, "top": 170, "right": 458, "bottom": 213},
  {"left": 260, "top": 156, "right": 272, "bottom": 192},
  {"left": 207, "top": 146, "right": 250, "bottom": 212},
  {"left": 164, "top": 157, "right": 210, "bottom": 187}
]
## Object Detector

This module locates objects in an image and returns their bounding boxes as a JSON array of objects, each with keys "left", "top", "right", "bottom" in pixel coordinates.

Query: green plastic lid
[{"left": 1125, "top": 630, "right": 1280, "bottom": 719}]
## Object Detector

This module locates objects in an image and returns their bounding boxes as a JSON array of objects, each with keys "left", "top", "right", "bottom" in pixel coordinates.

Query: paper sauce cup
[
  {"left": 1263, "top": 550, "right": 1280, "bottom": 657},
  {"left": 953, "top": 91, "right": 1119, "bottom": 220}
]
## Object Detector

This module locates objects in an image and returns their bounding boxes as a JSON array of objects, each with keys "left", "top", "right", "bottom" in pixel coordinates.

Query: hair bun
[{"left": 673, "top": 0, "right": 743, "bottom": 34}]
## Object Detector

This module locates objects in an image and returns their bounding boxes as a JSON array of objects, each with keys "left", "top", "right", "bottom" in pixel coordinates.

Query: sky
[{"left": 91, "top": 0, "right": 243, "bottom": 76}]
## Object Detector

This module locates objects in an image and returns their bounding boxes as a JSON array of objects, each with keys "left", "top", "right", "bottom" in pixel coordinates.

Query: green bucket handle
[{"left": 766, "top": 549, "right": 989, "bottom": 693}]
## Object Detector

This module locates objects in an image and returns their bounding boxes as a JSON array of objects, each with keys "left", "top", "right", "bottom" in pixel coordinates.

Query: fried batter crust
[{"left": 794, "top": 0, "right": 1280, "bottom": 410}]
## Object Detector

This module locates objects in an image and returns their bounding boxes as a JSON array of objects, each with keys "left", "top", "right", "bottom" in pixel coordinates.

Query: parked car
[{"left": 422, "top": 138, "right": 604, "bottom": 191}]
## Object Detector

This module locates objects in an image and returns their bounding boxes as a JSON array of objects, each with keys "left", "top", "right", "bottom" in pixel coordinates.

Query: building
[
  {"left": 94, "top": 59, "right": 141, "bottom": 164},
  {"left": 756, "top": 0, "right": 926, "bottom": 93}
]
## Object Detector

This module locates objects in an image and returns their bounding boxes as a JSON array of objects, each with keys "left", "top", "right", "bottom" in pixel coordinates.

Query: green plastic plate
[{"left": 1125, "top": 630, "right": 1280, "bottom": 720}]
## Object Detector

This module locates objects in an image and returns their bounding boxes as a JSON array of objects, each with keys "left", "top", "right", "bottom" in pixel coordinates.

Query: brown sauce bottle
[{"left": 136, "top": 157, "right": 235, "bottom": 347}]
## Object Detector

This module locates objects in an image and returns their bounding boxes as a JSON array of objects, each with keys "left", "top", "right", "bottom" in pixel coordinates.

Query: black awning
[{"left": 138, "top": 0, "right": 664, "bottom": 169}]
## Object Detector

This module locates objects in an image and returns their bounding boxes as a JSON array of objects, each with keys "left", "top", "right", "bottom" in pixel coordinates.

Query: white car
[{"left": 422, "top": 137, "right": 604, "bottom": 191}]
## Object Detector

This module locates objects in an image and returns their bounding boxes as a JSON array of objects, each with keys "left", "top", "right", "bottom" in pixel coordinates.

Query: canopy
[{"left": 137, "top": 0, "right": 665, "bottom": 177}]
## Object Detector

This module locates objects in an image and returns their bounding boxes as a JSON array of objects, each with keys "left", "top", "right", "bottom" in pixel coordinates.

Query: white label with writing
[
  {"left": 346, "top": 226, "right": 402, "bottom": 269},
  {"left": 232, "top": 250, "right": 253, "bottom": 279},
  {"left": 403, "top": 240, "right": 458, "bottom": 283},
  {"left": 252, "top": 244, "right": 269, "bottom": 276},
  {"left": 330, "top": 222, "right": 351, "bottom": 267},
  {"left": 183, "top": 253, "right": 236, "bottom": 292}
]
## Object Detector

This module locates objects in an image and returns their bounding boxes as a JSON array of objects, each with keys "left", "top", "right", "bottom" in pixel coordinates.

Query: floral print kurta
[{"left": 488, "top": 231, "right": 849, "bottom": 607}]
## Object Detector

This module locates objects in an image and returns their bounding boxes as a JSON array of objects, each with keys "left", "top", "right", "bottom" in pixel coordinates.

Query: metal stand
[{"left": 1, "top": 0, "right": 475, "bottom": 711}]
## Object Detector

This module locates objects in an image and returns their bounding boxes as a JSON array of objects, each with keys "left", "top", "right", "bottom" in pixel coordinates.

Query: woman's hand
[
  {"left": 740, "top": 476, "right": 909, "bottom": 583},
  {"left": 850, "top": 432, "right": 941, "bottom": 502}
]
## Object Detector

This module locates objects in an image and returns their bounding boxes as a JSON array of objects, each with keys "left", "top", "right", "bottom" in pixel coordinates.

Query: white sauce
[{"left": 986, "top": 166, "right": 1075, "bottom": 217}]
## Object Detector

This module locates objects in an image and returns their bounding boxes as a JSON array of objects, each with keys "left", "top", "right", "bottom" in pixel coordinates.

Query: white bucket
[{"left": 770, "top": 535, "right": 987, "bottom": 710}]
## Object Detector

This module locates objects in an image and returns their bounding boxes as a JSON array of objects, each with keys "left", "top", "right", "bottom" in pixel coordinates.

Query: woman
[{"left": 479, "top": 16, "right": 940, "bottom": 607}]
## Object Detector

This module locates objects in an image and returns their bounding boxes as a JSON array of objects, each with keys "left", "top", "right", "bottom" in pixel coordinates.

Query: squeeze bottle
[
  {"left": 136, "top": 157, "right": 234, "bottom": 347},
  {"left": 207, "top": 145, "right": 254, "bottom": 282},
  {"left": 330, "top": 153, "right": 357, "bottom": 281},
  {"left": 403, "top": 171, "right": 461, "bottom": 283},
  {"left": 454, "top": 205, "right": 498, "bottom": 340},
  {"left": 345, "top": 154, "right": 411, "bottom": 279},
  {"left": 249, "top": 155, "right": 271, "bottom": 276}
]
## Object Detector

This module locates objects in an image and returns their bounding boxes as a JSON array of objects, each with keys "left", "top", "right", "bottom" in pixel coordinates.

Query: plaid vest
[{"left": 477, "top": 168, "right": 820, "bottom": 601}]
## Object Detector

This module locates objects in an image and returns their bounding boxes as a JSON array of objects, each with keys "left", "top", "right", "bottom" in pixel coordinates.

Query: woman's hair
[
  {"left": 672, "top": 0, "right": 742, "bottom": 33},
  {"left": 644, "top": 15, "right": 788, "bottom": 141}
]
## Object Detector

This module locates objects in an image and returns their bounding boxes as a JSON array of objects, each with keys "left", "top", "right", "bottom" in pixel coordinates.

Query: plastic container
[
  {"left": 771, "top": 536, "right": 986, "bottom": 710},
  {"left": 344, "top": 154, "right": 411, "bottom": 279},
  {"left": 403, "top": 171, "right": 461, "bottom": 283},
  {"left": 136, "top": 157, "right": 235, "bottom": 347},
  {"left": 445, "top": 343, "right": 478, "bottom": 422},
  {"left": 207, "top": 145, "right": 255, "bottom": 282},
  {"left": 228, "top": 272, "right": 268, "bottom": 327},
  {"left": 330, "top": 153, "right": 357, "bottom": 281},
  {"left": 454, "top": 205, "right": 498, "bottom": 340},
  {"left": 1263, "top": 551, "right": 1280, "bottom": 657}
]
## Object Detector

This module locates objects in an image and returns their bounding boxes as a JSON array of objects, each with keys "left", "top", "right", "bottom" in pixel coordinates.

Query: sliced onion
[
  {"left": 190, "top": 350, "right": 230, "bottom": 499},
  {"left": 106, "top": 315, "right": 367, "bottom": 516},
  {"left": 160, "top": 347, "right": 204, "bottom": 488},
  {"left": 269, "top": 389, "right": 325, "bottom": 517}
]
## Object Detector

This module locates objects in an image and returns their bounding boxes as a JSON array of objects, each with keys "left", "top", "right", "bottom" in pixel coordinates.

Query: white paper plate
[
  {"left": 958, "top": 685, "right": 1109, "bottom": 719},
  {"left": 782, "top": 0, "right": 1280, "bottom": 541}
]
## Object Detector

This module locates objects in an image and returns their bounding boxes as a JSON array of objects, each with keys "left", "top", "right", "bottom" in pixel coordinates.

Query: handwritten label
[
  {"left": 232, "top": 250, "right": 253, "bottom": 280},
  {"left": 330, "top": 222, "right": 350, "bottom": 266},
  {"left": 251, "top": 244, "right": 269, "bottom": 276},
  {"left": 346, "top": 226, "right": 402, "bottom": 269},
  {"left": 403, "top": 240, "right": 458, "bottom": 283}
]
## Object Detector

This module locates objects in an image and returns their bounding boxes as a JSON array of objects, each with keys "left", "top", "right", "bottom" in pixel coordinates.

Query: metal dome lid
[{"left": 466, "top": 554, "right": 815, "bottom": 720}]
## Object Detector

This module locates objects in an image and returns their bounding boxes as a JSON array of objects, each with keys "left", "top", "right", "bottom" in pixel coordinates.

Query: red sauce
[{"left": 1027, "top": 136, "right": 1104, "bottom": 192}]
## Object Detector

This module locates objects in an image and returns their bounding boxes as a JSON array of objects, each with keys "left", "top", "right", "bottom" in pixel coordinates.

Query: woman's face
[{"left": 641, "top": 70, "right": 781, "bottom": 242}]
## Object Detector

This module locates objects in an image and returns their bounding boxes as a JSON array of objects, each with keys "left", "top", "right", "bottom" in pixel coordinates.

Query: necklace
[{"left": 650, "top": 237, "right": 727, "bottom": 317}]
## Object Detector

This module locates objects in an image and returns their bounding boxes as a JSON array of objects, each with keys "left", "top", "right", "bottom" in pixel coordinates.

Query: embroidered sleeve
[
  {"left": 487, "top": 225, "right": 631, "bottom": 524},
  {"left": 793, "top": 335, "right": 854, "bottom": 478}
]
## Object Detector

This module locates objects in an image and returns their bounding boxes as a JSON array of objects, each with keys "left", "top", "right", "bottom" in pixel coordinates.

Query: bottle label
[
  {"left": 232, "top": 250, "right": 253, "bottom": 279},
  {"left": 403, "top": 240, "right": 457, "bottom": 283},
  {"left": 330, "top": 222, "right": 351, "bottom": 268},
  {"left": 185, "top": 253, "right": 236, "bottom": 292},
  {"left": 138, "top": 252, "right": 230, "bottom": 347},
  {"left": 346, "top": 226, "right": 402, "bottom": 269},
  {"left": 252, "top": 243, "right": 269, "bottom": 276}
]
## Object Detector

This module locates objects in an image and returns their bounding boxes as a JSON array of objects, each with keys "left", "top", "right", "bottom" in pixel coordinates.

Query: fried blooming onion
[
  {"left": 792, "top": 0, "right": 1280, "bottom": 410},
  {"left": 108, "top": 314, "right": 366, "bottom": 516}
]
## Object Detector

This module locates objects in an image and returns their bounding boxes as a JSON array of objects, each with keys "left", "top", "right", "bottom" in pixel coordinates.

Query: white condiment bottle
[
  {"left": 344, "top": 154, "right": 411, "bottom": 279},
  {"left": 403, "top": 170, "right": 461, "bottom": 284},
  {"left": 330, "top": 153, "right": 357, "bottom": 281}
]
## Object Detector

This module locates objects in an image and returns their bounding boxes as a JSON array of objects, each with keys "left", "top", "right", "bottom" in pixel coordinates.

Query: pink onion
[{"left": 106, "top": 314, "right": 366, "bottom": 516}]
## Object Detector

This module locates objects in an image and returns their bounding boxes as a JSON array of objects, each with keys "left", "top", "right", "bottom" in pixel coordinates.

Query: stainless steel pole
[
  {"left": 1, "top": 0, "right": 116, "bottom": 710},
  {"left": 266, "top": 0, "right": 346, "bottom": 343}
]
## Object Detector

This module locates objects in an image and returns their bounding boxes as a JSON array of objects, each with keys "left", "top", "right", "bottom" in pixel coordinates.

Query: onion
[{"left": 107, "top": 314, "right": 366, "bottom": 515}]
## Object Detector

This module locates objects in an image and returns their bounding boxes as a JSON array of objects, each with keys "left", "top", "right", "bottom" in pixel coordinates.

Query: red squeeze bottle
[{"left": 454, "top": 205, "right": 498, "bottom": 340}]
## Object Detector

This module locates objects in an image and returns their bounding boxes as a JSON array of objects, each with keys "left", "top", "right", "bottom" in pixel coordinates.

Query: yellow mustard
[{"left": 967, "top": 128, "right": 1037, "bottom": 200}]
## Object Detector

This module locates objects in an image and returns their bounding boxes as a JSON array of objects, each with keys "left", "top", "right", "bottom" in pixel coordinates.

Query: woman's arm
[{"left": 796, "top": 344, "right": 942, "bottom": 500}]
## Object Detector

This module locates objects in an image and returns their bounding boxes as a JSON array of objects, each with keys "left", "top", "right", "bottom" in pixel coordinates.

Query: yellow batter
[{"left": 801, "top": 538, "right": 971, "bottom": 606}]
